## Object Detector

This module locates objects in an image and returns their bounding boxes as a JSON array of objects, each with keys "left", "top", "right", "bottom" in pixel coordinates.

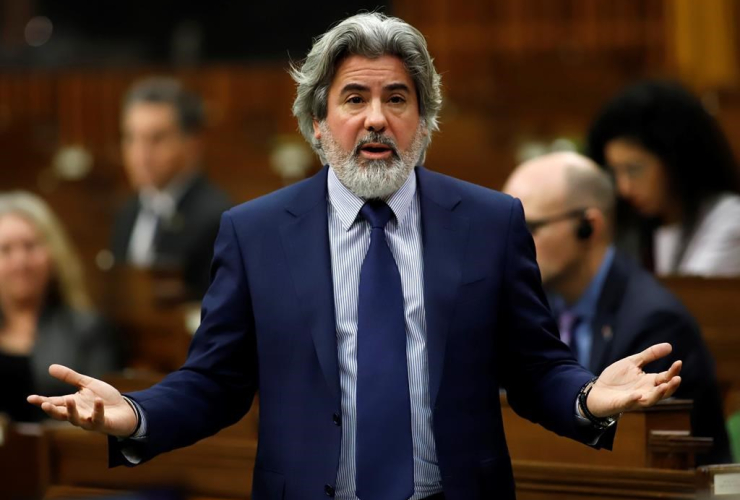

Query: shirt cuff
[
  {"left": 122, "top": 396, "right": 148, "bottom": 439},
  {"left": 118, "top": 396, "right": 149, "bottom": 464}
]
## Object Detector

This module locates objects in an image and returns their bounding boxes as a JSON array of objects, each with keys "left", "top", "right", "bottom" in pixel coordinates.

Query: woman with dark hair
[{"left": 587, "top": 80, "right": 740, "bottom": 276}]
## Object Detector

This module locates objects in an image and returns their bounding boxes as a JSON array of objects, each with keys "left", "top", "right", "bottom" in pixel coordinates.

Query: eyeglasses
[{"left": 525, "top": 209, "right": 587, "bottom": 234}]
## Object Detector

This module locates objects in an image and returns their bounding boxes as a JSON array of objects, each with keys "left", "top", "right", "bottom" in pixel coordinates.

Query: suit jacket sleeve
[
  {"left": 496, "top": 199, "right": 614, "bottom": 448},
  {"left": 109, "top": 210, "right": 258, "bottom": 466}
]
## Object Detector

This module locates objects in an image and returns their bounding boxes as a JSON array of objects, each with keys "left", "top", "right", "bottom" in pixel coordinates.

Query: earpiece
[{"left": 576, "top": 215, "right": 593, "bottom": 240}]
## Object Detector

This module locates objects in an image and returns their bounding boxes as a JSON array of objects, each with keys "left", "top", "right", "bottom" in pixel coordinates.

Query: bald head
[
  {"left": 504, "top": 152, "right": 616, "bottom": 298},
  {"left": 504, "top": 151, "right": 615, "bottom": 220}
]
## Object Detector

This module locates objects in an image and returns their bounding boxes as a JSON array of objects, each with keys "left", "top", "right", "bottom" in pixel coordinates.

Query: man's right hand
[{"left": 27, "top": 364, "right": 138, "bottom": 438}]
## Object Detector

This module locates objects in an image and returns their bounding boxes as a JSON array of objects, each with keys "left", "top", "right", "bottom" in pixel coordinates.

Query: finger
[
  {"left": 662, "top": 376, "right": 682, "bottom": 399},
  {"left": 27, "top": 395, "right": 68, "bottom": 407},
  {"left": 92, "top": 398, "right": 105, "bottom": 429},
  {"left": 41, "top": 401, "right": 69, "bottom": 421},
  {"left": 640, "top": 380, "right": 678, "bottom": 407},
  {"left": 49, "top": 364, "right": 93, "bottom": 389},
  {"left": 636, "top": 384, "right": 666, "bottom": 407},
  {"left": 633, "top": 343, "right": 672, "bottom": 368},
  {"left": 66, "top": 396, "right": 83, "bottom": 427},
  {"left": 655, "top": 361, "right": 683, "bottom": 385}
]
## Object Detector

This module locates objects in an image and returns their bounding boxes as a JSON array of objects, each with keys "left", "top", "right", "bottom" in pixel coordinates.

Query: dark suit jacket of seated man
[
  {"left": 560, "top": 252, "right": 731, "bottom": 464},
  {"left": 30, "top": 13, "right": 683, "bottom": 500},
  {"left": 503, "top": 151, "right": 731, "bottom": 466}
]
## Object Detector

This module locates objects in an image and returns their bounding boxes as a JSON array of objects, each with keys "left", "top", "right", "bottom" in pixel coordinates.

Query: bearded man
[{"left": 29, "top": 13, "right": 682, "bottom": 500}]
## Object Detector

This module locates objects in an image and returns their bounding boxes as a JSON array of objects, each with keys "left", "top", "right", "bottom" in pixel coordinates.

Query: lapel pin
[{"left": 602, "top": 325, "right": 613, "bottom": 341}]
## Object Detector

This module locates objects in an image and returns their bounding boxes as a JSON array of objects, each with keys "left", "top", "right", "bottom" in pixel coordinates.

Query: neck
[
  {"left": 152, "top": 166, "right": 198, "bottom": 193},
  {"left": 557, "top": 245, "right": 609, "bottom": 305},
  {"left": 1, "top": 294, "right": 43, "bottom": 324}
]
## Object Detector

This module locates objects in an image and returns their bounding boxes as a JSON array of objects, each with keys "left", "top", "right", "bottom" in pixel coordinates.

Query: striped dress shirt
[{"left": 327, "top": 168, "right": 443, "bottom": 499}]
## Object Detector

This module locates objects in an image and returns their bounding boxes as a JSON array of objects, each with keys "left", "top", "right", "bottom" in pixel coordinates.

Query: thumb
[{"left": 49, "top": 364, "right": 93, "bottom": 389}]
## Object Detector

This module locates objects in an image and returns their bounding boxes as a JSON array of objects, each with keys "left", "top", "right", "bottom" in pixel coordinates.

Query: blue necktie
[{"left": 356, "top": 200, "right": 414, "bottom": 500}]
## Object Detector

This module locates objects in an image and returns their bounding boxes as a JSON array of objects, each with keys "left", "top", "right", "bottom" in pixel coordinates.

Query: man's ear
[
  {"left": 313, "top": 119, "right": 321, "bottom": 141},
  {"left": 586, "top": 208, "right": 606, "bottom": 240}
]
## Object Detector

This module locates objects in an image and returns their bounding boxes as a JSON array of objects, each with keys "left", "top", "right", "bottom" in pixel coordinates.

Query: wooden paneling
[{"left": 662, "top": 277, "right": 740, "bottom": 416}]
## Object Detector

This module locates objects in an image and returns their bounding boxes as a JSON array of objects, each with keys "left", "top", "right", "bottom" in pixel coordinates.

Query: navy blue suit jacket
[
  {"left": 586, "top": 253, "right": 731, "bottom": 465},
  {"left": 111, "top": 166, "right": 608, "bottom": 499}
]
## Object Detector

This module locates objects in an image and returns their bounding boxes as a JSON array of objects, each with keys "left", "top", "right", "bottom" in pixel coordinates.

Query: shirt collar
[
  {"left": 138, "top": 171, "right": 198, "bottom": 217},
  {"left": 567, "top": 246, "right": 616, "bottom": 319},
  {"left": 327, "top": 166, "right": 417, "bottom": 232}
]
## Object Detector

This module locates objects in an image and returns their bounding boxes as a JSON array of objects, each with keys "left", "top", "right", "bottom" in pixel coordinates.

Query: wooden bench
[{"left": 661, "top": 277, "right": 740, "bottom": 416}]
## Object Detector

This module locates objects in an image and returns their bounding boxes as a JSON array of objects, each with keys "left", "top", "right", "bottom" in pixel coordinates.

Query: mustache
[{"left": 353, "top": 132, "right": 399, "bottom": 158}]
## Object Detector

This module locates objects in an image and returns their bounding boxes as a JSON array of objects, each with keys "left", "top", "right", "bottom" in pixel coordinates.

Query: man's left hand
[{"left": 586, "top": 343, "right": 682, "bottom": 418}]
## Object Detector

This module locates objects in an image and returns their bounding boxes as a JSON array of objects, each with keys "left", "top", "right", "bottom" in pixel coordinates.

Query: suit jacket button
[
  {"left": 332, "top": 413, "right": 341, "bottom": 426},
  {"left": 325, "top": 484, "right": 335, "bottom": 497}
]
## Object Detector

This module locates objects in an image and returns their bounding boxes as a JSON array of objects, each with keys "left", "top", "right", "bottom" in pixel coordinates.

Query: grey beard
[{"left": 319, "top": 123, "right": 425, "bottom": 200}]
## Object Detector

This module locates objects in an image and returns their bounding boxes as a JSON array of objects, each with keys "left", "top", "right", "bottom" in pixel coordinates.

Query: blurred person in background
[
  {"left": 112, "top": 77, "right": 231, "bottom": 299},
  {"left": 27, "top": 14, "right": 686, "bottom": 500},
  {"left": 587, "top": 80, "right": 740, "bottom": 277},
  {"left": 504, "top": 152, "right": 731, "bottom": 464},
  {"left": 0, "top": 191, "right": 124, "bottom": 422}
]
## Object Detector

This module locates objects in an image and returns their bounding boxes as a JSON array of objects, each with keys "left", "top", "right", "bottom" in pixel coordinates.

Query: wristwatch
[{"left": 577, "top": 377, "right": 621, "bottom": 430}]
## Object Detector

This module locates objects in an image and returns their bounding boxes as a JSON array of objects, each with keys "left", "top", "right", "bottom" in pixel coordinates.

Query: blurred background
[
  {"left": 1, "top": 0, "right": 738, "bottom": 297},
  {"left": 1, "top": 0, "right": 740, "bottom": 498},
  {"left": 2, "top": 0, "right": 740, "bottom": 299}
]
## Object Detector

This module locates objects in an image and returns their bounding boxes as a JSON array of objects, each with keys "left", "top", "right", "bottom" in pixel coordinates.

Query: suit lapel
[
  {"left": 280, "top": 167, "right": 341, "bottom": 405},
  {"left": 417, "top": 167, "right": 469, "bottom": 408},
  {"left": 590, "top": 255, "right": 628, "bottom": 372}
]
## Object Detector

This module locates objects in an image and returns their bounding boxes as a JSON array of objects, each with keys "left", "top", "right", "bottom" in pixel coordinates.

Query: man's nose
[{"left": 364, "top": 100, "right": 388, "bottom": 133}]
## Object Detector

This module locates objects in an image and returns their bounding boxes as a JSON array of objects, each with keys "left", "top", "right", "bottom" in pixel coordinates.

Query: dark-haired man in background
[{"left": 111, "top": 77, "right": 231, "bottom": 299}]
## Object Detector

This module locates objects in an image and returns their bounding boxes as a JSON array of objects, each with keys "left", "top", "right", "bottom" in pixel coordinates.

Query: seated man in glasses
[{"left": 503, "top": 151, "right": 731, "bottom": 465}]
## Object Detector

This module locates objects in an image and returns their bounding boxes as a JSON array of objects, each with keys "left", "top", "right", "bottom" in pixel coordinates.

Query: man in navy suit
[
  {"left": 504, "top": 151, "right": 731, "bottom": 465},
  {"left": 29, "top": 13, "right": 682, "bottom": 500}
]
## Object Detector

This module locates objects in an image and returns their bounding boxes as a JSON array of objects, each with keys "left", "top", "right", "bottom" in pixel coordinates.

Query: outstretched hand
[
  {"left": 27, "top": 364, "right": 138, "bottom": 437},
  {"left": 586, "top": 343, "right": 682, "bottom": 418}
]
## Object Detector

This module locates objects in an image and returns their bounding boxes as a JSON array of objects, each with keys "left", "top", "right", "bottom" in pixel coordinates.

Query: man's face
[
  {"left": 313, "top": 54, "right": 427, "bottom": 199},
  {"left": 504, "top": 179, "right": 584, "bottom": 289},
  {"left": 121, "top": 103, "right": 199, "bottom": 191}
]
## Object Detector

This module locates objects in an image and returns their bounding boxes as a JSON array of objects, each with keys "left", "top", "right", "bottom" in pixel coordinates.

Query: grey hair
[
  {"left": 290, "top": 12, "right": 442, "bottom": 159},
  {"left": 122, "top": 77, "right": 205, "bottom": 135}
]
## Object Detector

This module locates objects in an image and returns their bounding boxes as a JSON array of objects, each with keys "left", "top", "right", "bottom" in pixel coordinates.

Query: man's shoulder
[
  {"left": 417, "top": 167, "right": 516, "bottom": 213},
  {"left": 613, "top": 254, "right": 696, "bottom": 326},
  {"left": 226, "top": 169, "right": 325, "bottom": 226},
  {"left": 181, "top": 174, "right": 232, "bottom": 214}
]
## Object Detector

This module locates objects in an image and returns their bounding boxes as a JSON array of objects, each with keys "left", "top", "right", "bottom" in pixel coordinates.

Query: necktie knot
[{"left": 360, "top": 200, "right": 394, "bottom": 229}]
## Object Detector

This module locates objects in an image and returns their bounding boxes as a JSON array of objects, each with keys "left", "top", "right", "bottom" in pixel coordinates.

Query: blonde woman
[{"left": 0, "top": 191, "right": 123, "bottom": 421}]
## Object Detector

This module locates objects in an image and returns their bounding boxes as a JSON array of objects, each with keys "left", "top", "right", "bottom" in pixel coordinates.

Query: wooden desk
[
  {"left": 45, "top": 420, "right": 256, "bottom": 499},
  {"left": 0, "top": 417, "right": 50, "bottom": 499},
  {"left": 502, "top": 394, "right": 710, "bottom": 469}
]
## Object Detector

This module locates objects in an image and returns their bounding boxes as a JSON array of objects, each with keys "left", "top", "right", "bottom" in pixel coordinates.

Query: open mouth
[{"left": 359, "top": 143, "right": 395, "bottom": 159}]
